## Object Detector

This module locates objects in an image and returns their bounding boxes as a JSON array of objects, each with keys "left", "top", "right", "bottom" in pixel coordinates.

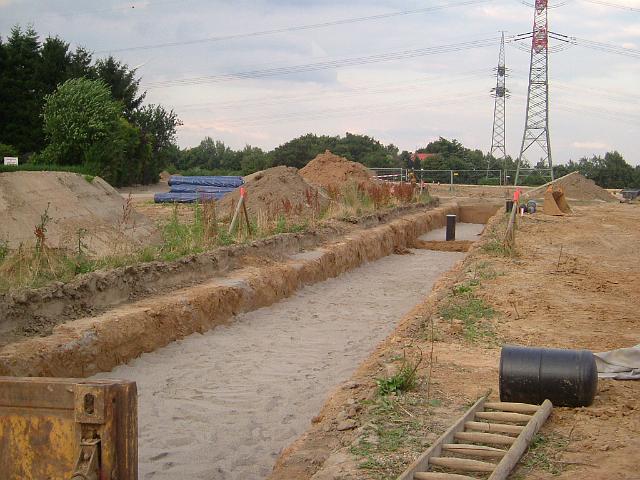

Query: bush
[
  {"left": 0, "top": 143, "right": 19, "bottom": 159},
  {"left": 478, "top": 177, "right": 500, "bottom": 186}
]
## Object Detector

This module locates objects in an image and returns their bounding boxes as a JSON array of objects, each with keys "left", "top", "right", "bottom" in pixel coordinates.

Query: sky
[{"left": 1, "top": 0, "right": 639, "bottom": 165}]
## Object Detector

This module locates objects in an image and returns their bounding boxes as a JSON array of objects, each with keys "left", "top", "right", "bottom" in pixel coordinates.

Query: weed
[
  {"left": 515, "top": 432, "right": 570, "bottom": 477},
  {"left": 0, "top": 239, "right": 8, "bottom": 263},
  {"left": 440, "top": 294, "right": 496, "bottom": 342},
  {"left": 83, "top": 174, "right": 95, "bottom": 183},
  {"left": 482, "top": 237, "right": 517, "bottom": 257},
  {"left": 34, "top": 203, "right": 52, "bottom": 252},
  {"left": 377, "top": 350, "right": 422, "bottom": 396},
  {"left": 391, "top": 182, "right": 415, "bottom": 203}
]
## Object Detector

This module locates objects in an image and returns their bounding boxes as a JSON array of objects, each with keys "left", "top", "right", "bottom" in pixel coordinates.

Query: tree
[
  {"left": 95, "top": 56, "right": 145, "bottom": 115},
  {"left": 42, "top": 77, "right": 122, "bottom": 164},
  {"left": 67, "top": 46, "right": 93, "bottom": 78},
  {"left": 0, "top": 26, "right": 43, "bottom": 153},
  {"left": 37, "top": 36, "right": 71, "bottom": 95}
]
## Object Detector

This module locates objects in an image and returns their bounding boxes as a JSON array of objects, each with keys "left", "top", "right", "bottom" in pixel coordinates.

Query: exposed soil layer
[
  {"left": 300, "top": 151, "right": 374, "bottom": 189},
  {"left": 0, "top": 202, "right": 447, "bottom": 345},
  {"left": 270, "top": 202, "right": 639, "bottom": 480},
  {"left": 525, "top": 171, "right": 617, "bottom": 202},
  {"left": 217, "top": 165, "right": 329, "bottom": 218},
  {"left": 0, "top": 171, "right": 157, "bottom": 255},
  {"left": 94, "top": 248, "right": 464, "bottom": 480},
  {"left": 0, "top": 203, "right": 498, "bottom": 378}
]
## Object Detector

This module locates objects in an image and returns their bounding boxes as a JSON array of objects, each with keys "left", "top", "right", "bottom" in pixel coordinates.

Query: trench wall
[
  {"left": 0, "top": 203, "right": 436, "bottom": 337},
  {"left": 0, "top": 203, "right": 498, "bottom": 378}
]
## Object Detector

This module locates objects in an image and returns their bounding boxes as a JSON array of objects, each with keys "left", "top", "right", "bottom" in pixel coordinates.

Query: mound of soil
[
  {"left": 526, "top": 171, "right": 617, "bottom": 202},
  {"left": 0, "top": 171, "right": 157, "bottom": 256},
  {"left": 218, "top": 166, "right": 328, "bottom": 218},
  {"left": 300, "top": 150, "right": 374, "bottom": 189}
]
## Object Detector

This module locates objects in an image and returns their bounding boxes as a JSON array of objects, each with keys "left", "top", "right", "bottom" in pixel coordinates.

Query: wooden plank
[
  {"left": 484, "top": 402, "right": 539, "bottom": 414},
  {"left": 442, "top": 443, "right": 507, "bottom": 458},
  {"left": 396, "top": 397, "right": 486, "bottom": 480},
  {"left": 488, "top": 399, "right": 553, "bottom": 480},
  {"left": 429, "top": 457, "right": 496, "bottom": 472},
  {"left": 414, "top": 473, "right": 477, "bottom": 480},
  {"left": 454, "top": 432, "right": 517, "bottom": 446},
  {"left": 475, "top": 411, "right": 532, "bottom": 423},
  {"left": 465, "top": 421, "right": 524, "bottom": 435}
]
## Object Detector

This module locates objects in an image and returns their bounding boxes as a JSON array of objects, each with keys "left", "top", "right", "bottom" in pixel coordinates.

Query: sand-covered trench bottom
[{"left": 95, "top": 225, "right": 483, "bottom": 479}]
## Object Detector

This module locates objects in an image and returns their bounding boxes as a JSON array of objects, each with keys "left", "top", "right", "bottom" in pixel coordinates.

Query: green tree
[
  {"left": 95, "top": 56, "right": 145, "bottom": 115},
  {"left": 42, "top": 77, "right": 122, "bottom": 164},
  {"left": 37, "top": 36, "right": 71, "bottom": 96},
  {"left": 0, "top": 26, "right": 43, "bottom": 153}
]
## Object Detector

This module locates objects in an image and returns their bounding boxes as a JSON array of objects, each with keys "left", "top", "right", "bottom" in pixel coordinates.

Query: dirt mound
[
  {"left": 0, "top": 171, "right": 157, "bottom": 256},
  {"left": 526, "top": 171, "right": 617, "bottom": 202},
  {"left": 300, "top": 150, "right": 374, "bottom": 189},
  {"left": 218, "top": 166, "right": 328, "bottom": 218}
]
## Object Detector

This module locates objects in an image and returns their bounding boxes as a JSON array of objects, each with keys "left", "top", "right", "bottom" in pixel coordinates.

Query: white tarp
[{"left": 594, "top": 344, "right": 640, "bottom": 380}]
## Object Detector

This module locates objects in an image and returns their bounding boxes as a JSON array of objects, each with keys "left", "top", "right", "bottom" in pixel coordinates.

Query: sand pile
[
  {"left": 526, "top": 172, "right": 617, "bottom": 202},
  {"left": 0, "top": 171, "right": 157, "bottom": 256},
  {"left": 300, "top": 150, "right": 374, "bottom": 189},
  {"left": 218, "top": 166, "right": 328, "bottom": 218}
]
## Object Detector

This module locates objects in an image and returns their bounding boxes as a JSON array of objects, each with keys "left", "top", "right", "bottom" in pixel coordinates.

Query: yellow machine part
[
  {"left": 543, "top": 186, "right": 572, "bottom": 216},
  {"left": 0, "top": 377, "right": 137, "bottom": 480}
]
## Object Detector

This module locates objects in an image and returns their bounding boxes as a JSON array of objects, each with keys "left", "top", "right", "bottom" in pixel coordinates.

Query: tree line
[
  {"left": 0, "top": 26, "right": 180, "bottom": 186},
  {"left": 1, "top": 27, "right": 636, "bottom": 189}
]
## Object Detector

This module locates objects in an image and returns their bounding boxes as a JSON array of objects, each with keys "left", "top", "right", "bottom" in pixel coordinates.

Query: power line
[
  {"left": 96, "top": 0, "right": 493, "bottom": 54},
  {"left": 172, "top": 69, "right": 493, "bottom": 111},
  {"left": 582, "top": 0, "right": 640, "bottom": 12},
  {"left": 145, "top": 37, "right": 502, "bottom": 89}
]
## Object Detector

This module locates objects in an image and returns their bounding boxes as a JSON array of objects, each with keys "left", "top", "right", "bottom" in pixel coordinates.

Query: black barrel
[
  {"left": 499, "top": 344, "right": 598, "bottom": 407},
  {"left": 506, "top": 199, "right": 514, "bottom": 212},
  {"left": 446, "top": 214, "right": 456, "bottom": 241}
]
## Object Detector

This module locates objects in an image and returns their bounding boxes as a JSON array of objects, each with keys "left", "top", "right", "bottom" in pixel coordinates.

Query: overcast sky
[{"left": 1, "top": 0, "right": 639, "bottom": 165}]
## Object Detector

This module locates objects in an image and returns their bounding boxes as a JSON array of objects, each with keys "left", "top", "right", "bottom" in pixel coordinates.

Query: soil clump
[
  {"left": 300, "top": 150, "right": 374, "bottom": 189},
  {"left": 526, "top": 171, "right": 617, "bottom": 202},
  {"left": 218, "top": 166, "right": 328, "bottom": 218}
]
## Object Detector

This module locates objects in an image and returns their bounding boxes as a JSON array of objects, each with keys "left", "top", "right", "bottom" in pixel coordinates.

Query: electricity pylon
[
  {"left": 515, "top": 0, "right": 554, "bottom": 185},
  {"left": 489, "top": 32, "right": 508, "bottom": 171}
]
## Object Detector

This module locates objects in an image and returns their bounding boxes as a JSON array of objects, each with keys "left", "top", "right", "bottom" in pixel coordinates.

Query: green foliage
[
  {"left": 440, "top": 292, "right": 496, "bottom": 342},
  {"left": 42, "top": 77, "right": 122, "bottom": 164},
  {"left": 0, "top": 163, "right": 97, "bottom": 175},
  {"left": 0, "top": 143, "right": 19, "bottom": 158},
  {"left": 376, "top": 352, "right": 421, "bottom": 396},
  {"left": 94, "top": 56, "right": 145, "bottom": 115}
]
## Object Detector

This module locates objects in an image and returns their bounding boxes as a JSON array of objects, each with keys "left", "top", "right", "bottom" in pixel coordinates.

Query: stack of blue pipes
[{"left": 154, "top": 176, "right": 244, "bottom": 203}]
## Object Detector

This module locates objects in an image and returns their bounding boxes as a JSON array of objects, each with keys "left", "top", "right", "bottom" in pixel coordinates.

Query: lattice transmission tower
[
  {"left": 515, "top": 0, "right": 554, "bottom": 185},
  {"left": 489, "top": 32, "right": 508, "bottom": 167}
]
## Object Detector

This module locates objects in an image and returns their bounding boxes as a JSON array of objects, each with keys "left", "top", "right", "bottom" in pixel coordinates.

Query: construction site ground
[{"left": 270, "top": 202, "right": 639, "bottom": 480}]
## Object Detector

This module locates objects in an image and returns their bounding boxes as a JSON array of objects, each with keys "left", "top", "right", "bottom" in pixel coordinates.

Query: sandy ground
[
  {"left": 269, "top": 202, "right": 639, "bottom": 480},
  {"left": 95, "top": 247, "right": 466, "bottom": 479}
]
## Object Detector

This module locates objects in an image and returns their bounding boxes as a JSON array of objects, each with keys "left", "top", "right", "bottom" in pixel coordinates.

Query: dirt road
[{"left": 95, "top": 226, "right": 482, "bottom": 479}]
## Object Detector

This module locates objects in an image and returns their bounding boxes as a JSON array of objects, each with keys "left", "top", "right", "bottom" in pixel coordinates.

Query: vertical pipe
[
  {"left": 450, "top": 170, "right": 454, "bottom": 192},
  {"left": 446, "top": 214, "right": 456, "bottom": 241}
]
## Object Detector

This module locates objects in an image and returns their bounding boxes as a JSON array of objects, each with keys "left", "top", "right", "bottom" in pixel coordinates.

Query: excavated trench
[
  {"left": 0, "top": 202, "right": 498, "bottom": 378},
  {"left": 95, "top": 228, "right": 485, "bottom": 479}
]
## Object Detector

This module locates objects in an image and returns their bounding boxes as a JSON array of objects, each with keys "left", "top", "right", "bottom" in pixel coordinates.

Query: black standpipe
[{"left": 446, "top": 214, "right": 456, "bottom": 241}]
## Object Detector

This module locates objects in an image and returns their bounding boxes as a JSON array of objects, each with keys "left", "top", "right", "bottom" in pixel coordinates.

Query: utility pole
[
  {"left": 489, "top": 32, "right": 508, "bottom": 171},
  {"left": 515, "top": 0, "right": 554, "bottom": 185}
]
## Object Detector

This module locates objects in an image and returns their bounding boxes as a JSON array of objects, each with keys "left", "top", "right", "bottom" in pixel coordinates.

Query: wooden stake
[{"left": 228, "top": 195, "right": 244, "bottom": 234}]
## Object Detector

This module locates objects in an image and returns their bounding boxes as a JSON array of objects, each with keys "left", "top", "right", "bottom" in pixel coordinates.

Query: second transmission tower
[
  {"left": 515, "top": 0, "right": 554, "bottom": 185},
  {"left": 489, "top": 32, "right": 508, "bottom": 167}
]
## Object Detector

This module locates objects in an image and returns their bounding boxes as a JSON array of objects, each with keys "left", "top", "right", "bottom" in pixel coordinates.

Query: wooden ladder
[{"left": 397, "top": 397, "right": 553, "bottom": 480}]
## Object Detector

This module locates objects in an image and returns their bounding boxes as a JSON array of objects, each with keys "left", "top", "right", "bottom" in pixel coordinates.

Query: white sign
[{"left": 3, "top": 157, "right": 18, "bottom": 166}]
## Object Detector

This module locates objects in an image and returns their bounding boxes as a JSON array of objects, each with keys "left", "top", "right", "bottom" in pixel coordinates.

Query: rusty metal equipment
[
  {"left": 543, "top": 186, "right": 571, "bottom": 216},
  {"left": 0, "top": 377, "right": 137, "bottom": 480}
]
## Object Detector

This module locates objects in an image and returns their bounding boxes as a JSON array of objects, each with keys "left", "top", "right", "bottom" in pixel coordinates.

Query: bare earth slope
[
  {"left": 0, "top": 171, "right": 157, "bottom": 256},
  {"left": 300, "top": 150, "right": 374, "bottom": 189}
]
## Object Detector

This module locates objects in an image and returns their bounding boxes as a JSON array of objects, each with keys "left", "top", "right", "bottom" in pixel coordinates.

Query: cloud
[{"left": 571, "top": 141, "right": 609, "bottom": 149}]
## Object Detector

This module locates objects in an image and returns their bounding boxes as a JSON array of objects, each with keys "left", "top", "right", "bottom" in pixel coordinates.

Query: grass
[
  {"left": 350, "top": 389, "right": 442, "bottom": 479},
  {"left": 376, "top": 355, "right": 421, "bottom": 396},
  {"left": 439, "top": 282, "right": 496, "bottom": 342},
  {"left": 0, "top": 180, "right": 432, "bottom": 293},
  {"left": 513, "top": 432, "right": 570, "bottom": 478}
]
